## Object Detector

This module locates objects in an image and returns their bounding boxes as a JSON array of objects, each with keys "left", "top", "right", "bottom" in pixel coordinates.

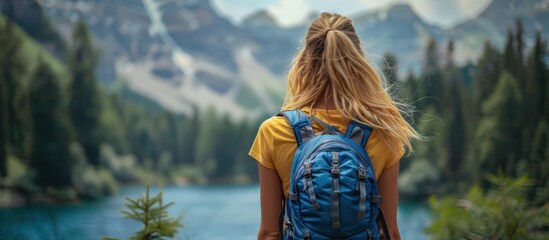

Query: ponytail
[{"left": 282, "top": 12, "right": 421, "bottom": 154}]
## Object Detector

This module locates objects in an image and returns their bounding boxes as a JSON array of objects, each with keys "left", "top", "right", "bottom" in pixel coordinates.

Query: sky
[{"left": 211, "top": 0, "right": 492, "bottom": 29}]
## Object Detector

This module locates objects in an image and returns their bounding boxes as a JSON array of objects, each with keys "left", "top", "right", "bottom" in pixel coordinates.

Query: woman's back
[{"left": 250, "top": 107, "right": 403, "bottom": 199}]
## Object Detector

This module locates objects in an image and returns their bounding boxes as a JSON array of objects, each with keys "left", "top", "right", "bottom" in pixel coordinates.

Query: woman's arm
[
  {"left": 377, "top": 162, "right": 401, "bottom": 240},
  {"left": 257, "top": 163, "right": 284, "bottom": 240}
]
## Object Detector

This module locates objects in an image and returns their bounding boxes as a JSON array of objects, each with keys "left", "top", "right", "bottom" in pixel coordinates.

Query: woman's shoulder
[
  {"left": 257, "top": 115, "right": 296, "bottom": 143},
  {"left": 260, "top": 114, "right": 289, "bottom": 128},
  {"left": 258, "top": 114, "right": 293, "bottom": 134}
]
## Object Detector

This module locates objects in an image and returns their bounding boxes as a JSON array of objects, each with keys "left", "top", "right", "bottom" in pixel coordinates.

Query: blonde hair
[{"left": 282, "top": 12, "right": 420, "bottom": 153}]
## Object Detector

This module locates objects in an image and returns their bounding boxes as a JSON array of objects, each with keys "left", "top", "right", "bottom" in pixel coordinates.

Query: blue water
[{"left": 0, "top": 185, "right": 431, "bottom": 240}]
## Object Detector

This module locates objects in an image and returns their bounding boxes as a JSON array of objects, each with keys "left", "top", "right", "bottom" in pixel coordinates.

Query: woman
[{"left": 249, "top": 12, "right": 420, "bottom": 240}]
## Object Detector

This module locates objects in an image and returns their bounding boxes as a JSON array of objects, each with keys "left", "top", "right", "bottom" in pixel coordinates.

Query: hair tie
[{"left": 325, "top": 29, "right": 334, "bottom": 35}]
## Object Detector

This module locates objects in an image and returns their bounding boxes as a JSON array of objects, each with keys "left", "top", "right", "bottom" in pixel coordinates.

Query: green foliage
[
  {"left": 426, "top": 174, "right": 549, "bottom": 239},
  {"left": 0, "top": 38, "right": 8, "bottom": 177},
  {"left": 4, "top": 155, "right": 39, "bottom": 194},
  {"left": 100, "top": 143, "right": 176, "bottom": 185},
  {"left": 524, "top": 30, "right": 546, "bottom": 124},
  {"left": 395, "top": 20, "right": 549, "bottom": 205},
  {"left": 29, "top": 59, "right": 73, "bottom": 188},
  {"left": 0, "top": 17, "right": 32, "bottom": 163},
  {"left": 528, "top": 120, "right": 549, "bottom": 205},
  {"left": 100, "top": 96, "right": 130, "bottom": 154},
  {"left": 119, "top": 185, "right": 184, "bottom": 240},
  {"left": 503, "top": 29, "right": 517, "bottom": 79},
  {"left": 521, "top": 30, "right": 549, "bottom": 168},
  {"left": 442, "top": 42, "right": 465, "bottom": 180},
  {"left": 69, "top": 20, "right": 103, "bottom": 166},
  {"left": 421, "top": 38, "right": 445, "bottom": 112},
  {"left": 195, "top": 107, "right": 217, "bottom": 176},
  {"left": 103, "top": 85, "right": 261, "bottom": 184},
  {"left": 70, "top": 143, "right": 118, "bottom": 198},
  {"left": 0, "top": 3, "right": 267, "bottom": 205},
  {"left": 472, "top": 41, "right": 501, "bottom": 115},
  {"left": 476, "top": 72, "right": 522, "bottom": 179}
]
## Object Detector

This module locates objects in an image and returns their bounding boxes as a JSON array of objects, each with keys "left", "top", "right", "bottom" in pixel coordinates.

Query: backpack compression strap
[
  {"left": 277, "top": 110, "right": 315, "bottom": 147},
  {"left": 345, "top": 120, "right": 373, "bottom": 147}
]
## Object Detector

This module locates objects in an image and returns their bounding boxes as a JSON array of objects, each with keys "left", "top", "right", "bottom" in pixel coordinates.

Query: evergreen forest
[
  {"left": 396, "top": 20, "right": 549, "bottom": 208},
  {"left": 0, "top": 4, "right": 548, "bottom": 237},
  {"left": 0, "top": 16, "right": 263, "bottom": 201}
]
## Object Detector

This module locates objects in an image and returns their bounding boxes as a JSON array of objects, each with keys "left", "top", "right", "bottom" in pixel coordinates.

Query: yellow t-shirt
[{"left": 249, "top": 107, "right": 404, "bottom": 198}]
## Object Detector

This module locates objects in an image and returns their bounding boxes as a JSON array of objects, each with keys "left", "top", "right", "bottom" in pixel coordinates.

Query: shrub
[{"left": 426, "top": 174, "right": 549, "bottom": 239}]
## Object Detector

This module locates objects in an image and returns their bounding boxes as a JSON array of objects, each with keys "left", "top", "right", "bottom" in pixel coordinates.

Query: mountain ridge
[{"left": 3, "top": 0, "right": 547, "bottom": 118}]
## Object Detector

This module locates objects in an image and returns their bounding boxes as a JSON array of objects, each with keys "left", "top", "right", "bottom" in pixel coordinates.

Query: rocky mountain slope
[
  {"left": 18, "top": 0, "right": 284, "bottom": 119},
  {"left": 2, "top": 0, "right": 547, "bottom": 118}
]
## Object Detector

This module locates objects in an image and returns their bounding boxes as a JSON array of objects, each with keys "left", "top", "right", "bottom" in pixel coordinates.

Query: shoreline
[{"left": 0, "top": 180, "right": 261, "bottom": 209}]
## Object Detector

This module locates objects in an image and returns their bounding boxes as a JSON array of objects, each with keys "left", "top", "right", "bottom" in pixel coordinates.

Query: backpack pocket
[{"left": 296, "top": 151, "right": 373, "bottom": 237}]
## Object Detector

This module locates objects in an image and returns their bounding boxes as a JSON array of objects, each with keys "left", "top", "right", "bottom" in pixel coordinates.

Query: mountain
[
  {"left": 240, "top": 9, "right": 301, "bottom": 75},
  {"left": 448, "top": 0, "right": 549, "bottom": 61},
  {"left": 352, "top": 4, "right": 445, "bottom": 71},
  {"left": 0, "top": 0, "right": 66, "bottom": 56},
  {"left": 241, "top": 4, "right": 446, "bottom": 73},
  {"left": 241, "top": 10, "right": 279, "bottom": 29},
  {"left": 28, "top": 0, "right": 284, "bottom": 119},
  {"left": 3, "top": 0, "right": 547, "bottom": 119},
  {"left": 453, "top": 0, "right": 548, "bottom": 39}
]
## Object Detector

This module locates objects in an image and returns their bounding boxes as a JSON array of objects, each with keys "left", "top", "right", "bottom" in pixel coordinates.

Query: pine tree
[
  {"left": 528, "top": 120, "right": 549, "bottom": 204},
  {"left": 0, "top": 9, "right": 32, "bottom": 161},
  {"left": 476, "top": 72, "right": 522, "bottom": 182},
  {"left": 527, "top": 30, "right": 548, "bottom": 119},
  {"left": 29, "top": 60, "right": 73, "bottom": 188},
  {"left": 212, "top": 113, "right": 237, "bottom": 179},
  {"left": 521, "top": 29, "right": 548, "bottom": 161},
  {"left": 69, "top": 20, "right": 103, "bottom": 166},
  {"left": 502, "top": 28, "right": 516, "bottom": 78},
  {"left": 119, "top": 185, "right": 183, "bottom": 240},
  {"left": 425, "top": 38, "right": 440, "bottom": 74},
  {"left": 164, "top": 113, "right": 180, "bottom": 164},
  {"left": 443, "top": 40, "right": 465, "bottom": 180},
  {"left": 443, "top": 39, "right": 456, "bottom": 105},
  {"left": 401, "top": 71, "right": 423, "bottom": 123},
  {"left": 502, "top": 19, "right": 527, "bottom": 90},
  {"left": 185, "top": 105, "right": 199, "bottom": 164},
  {"left": 195, "top": 107, "right": 218, "bottom": 178},
  {"left": 502, "top": 23, "right": 529, "bottom": 161},
  {"left": 0, "top": 45, "right": 8, "bottom": 177},
  {"left": 445, "top": 39, "right": 455, "bottom": 69},
  {"left": 514, "top": 18, "right": 526, "bottom": 91},
  {"left": 422, "top": 38, "right": 444, "bottom": 112},
  {"left": 472, "top": 41, "right": 501, "bottom": 118}
]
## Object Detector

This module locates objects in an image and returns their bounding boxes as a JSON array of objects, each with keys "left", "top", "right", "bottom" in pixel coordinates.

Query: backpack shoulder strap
[
  {"left": 277, "top": 110, "right": 314, "bottom": 147},
  {"left": 345, "top": 120, "right": 373, "bottom": 148}
]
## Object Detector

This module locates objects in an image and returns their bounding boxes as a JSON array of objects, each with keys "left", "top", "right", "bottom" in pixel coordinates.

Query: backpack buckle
[
  {"left": 358, "top": 167, "right": 366, "bottom": 180},
  {"left": 331, "top": 164, "right": 340, "bottom": 176},
  {"left": 304, "top": 163, "right": 312, "bottom": 177}
]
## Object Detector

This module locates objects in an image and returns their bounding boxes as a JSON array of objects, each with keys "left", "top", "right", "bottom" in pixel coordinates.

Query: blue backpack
[{"left": 278, "top": 110, "right": 390, "bottom": 240}]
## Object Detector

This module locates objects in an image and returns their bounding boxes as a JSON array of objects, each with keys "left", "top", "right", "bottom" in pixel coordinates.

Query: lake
[{"left": 0, "top": 185, "right": 431, "bottom": 240}]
